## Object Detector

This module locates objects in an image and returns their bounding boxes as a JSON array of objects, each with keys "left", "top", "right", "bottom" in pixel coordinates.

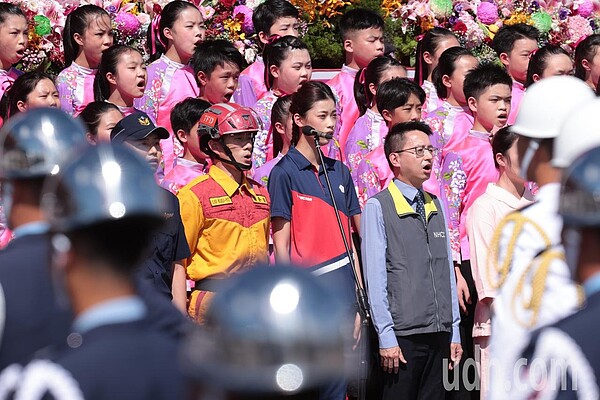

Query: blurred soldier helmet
[
  {"left": 553, "top": 98, "right": 600, "bottom": 169},
  {"left": 41, "top": 143, "right": 167, "bottom": 233},
  {"left": 182, "top": 266, "right": 353, "bottom": 398},
  {"left": 511, "top": 76, "right": 595, "bottom": 140},
  {"left": 0, "top": 108, "right": 87, "bottom": 180}
]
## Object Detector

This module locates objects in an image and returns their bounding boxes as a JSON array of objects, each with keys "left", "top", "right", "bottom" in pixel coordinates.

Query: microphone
[{"left": 302, "top": 125, "right": 333, "bottom": 140}]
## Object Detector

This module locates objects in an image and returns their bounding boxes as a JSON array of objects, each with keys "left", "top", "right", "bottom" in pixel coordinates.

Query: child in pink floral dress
[{"left": 57, "top": 5, "right": 112, "bottom": 116}]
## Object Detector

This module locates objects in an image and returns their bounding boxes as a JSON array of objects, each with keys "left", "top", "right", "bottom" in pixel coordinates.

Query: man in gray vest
[{"left": 361, "top": 121, "right": 462, "bottom": 399}]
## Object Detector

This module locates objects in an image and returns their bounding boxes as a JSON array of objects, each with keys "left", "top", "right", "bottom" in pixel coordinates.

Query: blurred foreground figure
[{"left": 182, "top": 266, "right": 355, "bottom": 400}]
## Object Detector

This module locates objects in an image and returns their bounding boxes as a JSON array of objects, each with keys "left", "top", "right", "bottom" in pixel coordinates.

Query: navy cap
[{"left": 110, "top": 111, "right": 169, "bottom": 144}]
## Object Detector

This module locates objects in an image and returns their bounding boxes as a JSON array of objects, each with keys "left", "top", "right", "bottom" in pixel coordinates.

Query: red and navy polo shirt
[{"left": 268, "top": 146, "right": 361, "bottom": 305}]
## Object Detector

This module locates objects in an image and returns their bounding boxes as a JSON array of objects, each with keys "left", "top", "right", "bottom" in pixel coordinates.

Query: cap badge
[{"left": 138, "top": 116, "right": 151, "bottom": 126}]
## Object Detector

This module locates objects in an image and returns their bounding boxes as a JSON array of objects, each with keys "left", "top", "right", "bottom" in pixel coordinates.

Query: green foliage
[
  {"left": 303, "top": 23, "right": 344, "bottom": 68},
  {"left": 385, "top": 19, "right": 418, "bottom": 66}
]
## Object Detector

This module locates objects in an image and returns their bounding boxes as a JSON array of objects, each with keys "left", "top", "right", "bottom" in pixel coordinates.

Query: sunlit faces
[
  {"left": 17, "top": 78, "right": 60, "bottom": 112},
  {"left": 164, "top": 7, "right": 206, "bottom": 62},
  {"left": 216, "top": 131, "right": 255, "bottom": 167},
  {"left": 92, "top": 109, "right": 123, "bottom": 144},
  {"left": 502, "top": 37, "right": 539, "bottom": 84},
  {"left": 424, "top": 36, "right": 461, "bottom": 74},
  {"left": 270, "top": 49, "right": 312, "bottom": 95},
  {"left": 198, "top": 62, "right": 240, "bottom": 104},
  {"left": 345, "top": 27, "right": 385, "bottom": 69},
  {"left": 125, "top": 133, "right": 162, "bottom": 169},
  {"left": 268, "top": 17, "right": 299, "bottom": 39},
  {"left": 295, "top": 98, "right": 337, "bottom": 146},
  {"left": 0, "top": 14, "right": 28, "bottom": 69},
  {"left": 444, "top": 55, "right": 479, "bottom": 106},
  {"left": 582, "top": 48, "right": 600, "bottom": 88},
  {"left": 536, "top": 53, "right": 573, "bottom": 81},
  {"left": 382, "top": 93, "right": 423, "bottom": 127},
  {"left": 107, "top": 50, "right": 147, "bottom": 103},
  {"left": 74, "top": 14, "right": 114, "bottom": 68},
  {"left": 389, "top": 130, "right": 434, "bottom": 187},
  {"left": 468, "top": 83, "right": 512, "bottom": 132}
]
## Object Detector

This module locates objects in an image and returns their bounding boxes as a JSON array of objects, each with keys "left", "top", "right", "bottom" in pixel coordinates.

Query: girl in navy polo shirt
[{"left": 268, "top": 80, "right": 361, "bottom": 400}]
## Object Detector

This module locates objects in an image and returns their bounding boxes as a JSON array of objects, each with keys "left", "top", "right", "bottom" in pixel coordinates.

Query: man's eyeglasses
[{"left": 393, "top": 146, "right": 439, "bottom": 158}]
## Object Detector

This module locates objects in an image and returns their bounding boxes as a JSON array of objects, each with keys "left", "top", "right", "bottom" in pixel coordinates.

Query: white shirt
[{"left": 488, "top": 183, "right": 582, "bottom": 398}]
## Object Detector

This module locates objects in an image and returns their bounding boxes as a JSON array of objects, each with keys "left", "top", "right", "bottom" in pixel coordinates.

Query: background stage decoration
[{"left": 7, "top": 0, "right": 600, "bottom": 72}]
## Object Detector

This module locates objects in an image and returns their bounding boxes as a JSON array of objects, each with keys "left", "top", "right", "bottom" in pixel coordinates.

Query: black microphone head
[{"left": 302, "top": 126, "right": 315, "bottom": 136}]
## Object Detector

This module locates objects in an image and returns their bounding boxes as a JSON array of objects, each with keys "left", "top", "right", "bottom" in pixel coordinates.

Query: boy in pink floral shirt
[
  {"left": 327, "top": 8, "right": 384, "bottom": 159},
  {"left": 233, "top": 0, "right": 299, "bottom": 107},
  {"left": 492, "top": 23, "right": 539, "bottom": 125}
]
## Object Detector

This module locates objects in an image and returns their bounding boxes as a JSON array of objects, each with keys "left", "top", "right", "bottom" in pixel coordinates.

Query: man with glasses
[{"left": 361, "top": 121, "right": 462, "bottom": 399}]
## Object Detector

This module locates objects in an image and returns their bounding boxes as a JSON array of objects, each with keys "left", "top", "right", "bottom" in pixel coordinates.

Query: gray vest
[{"left": 373, "top": 185, "right": 453, "bottom": 337}]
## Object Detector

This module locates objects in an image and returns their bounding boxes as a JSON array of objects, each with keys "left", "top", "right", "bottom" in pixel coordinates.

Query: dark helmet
[
  {"left": 181, "top": 266, "right": 352, "bottom": 396},
  {"left": 41, "top": 143, "right": 167, "bottom": 233},
  {"left": 0, "top": 108, "right": 87, "bottom": 180},
  {"left": 559, "top": 146, "right": 600, "bottom": 228}
]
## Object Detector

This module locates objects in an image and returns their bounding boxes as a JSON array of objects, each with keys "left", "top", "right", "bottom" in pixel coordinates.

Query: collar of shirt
[
  {"left": 287, "top": 146, "right": 336, "bottom": 172},
  {"left": 469, "top": 130, "right": 492, "bottom": 141},
  {"left": 341, "top": 64, "right": 359, "bottom": 77},
  {"left": 73, "top": 296, "right": 147, "bottom": 334},
  {"left": 583, "top": 272, "right": 600, "bottom": 297},
  {"left": 512, "top": 80, "right": 525, "bottom": 93},
  {"left": 485, "top": 182, "right": 534, "bottom": 209},
  {"left": 393, "top": 178, "right": 420, "bottom": 204},
  {"left": 208, "top": 164, "right": 257, "bottom": 198},
  {"left": 177, "top": 157, "right": 208, "bottom": 173},
  {"left": 365, "top": 108, "right": 384, "bottom": 122},
  {"left": 71, "top": 62, "right": 96, "bottom": 75},
  {"left": 160, "top": 53, "right": 184, "bottom": 69},
  {"left": 12, "top": 221, "right": 50, "bottom": 239}
]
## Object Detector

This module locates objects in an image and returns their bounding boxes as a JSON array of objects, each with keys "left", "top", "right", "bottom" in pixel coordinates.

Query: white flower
[
  {"left": 245, "top": 47, "right": 257, "bottom": 64},
  {"left": 245, "top": 0, "right": 266, "bottom": 10}
]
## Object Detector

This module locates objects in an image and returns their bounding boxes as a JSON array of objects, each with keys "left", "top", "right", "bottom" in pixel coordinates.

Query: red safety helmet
[{"left": 198, "top": 103, "right": 259, "bottom": 140}]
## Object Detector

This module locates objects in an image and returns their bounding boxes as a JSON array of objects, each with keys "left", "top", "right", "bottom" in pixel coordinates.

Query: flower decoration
[{"left": 478, "top": 2, "right": 499, "bottom": 24}]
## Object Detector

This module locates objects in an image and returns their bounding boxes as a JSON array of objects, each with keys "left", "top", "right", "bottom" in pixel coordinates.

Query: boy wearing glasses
[{"left": 361, "top": 121, "right": 462, "bottom": 399}]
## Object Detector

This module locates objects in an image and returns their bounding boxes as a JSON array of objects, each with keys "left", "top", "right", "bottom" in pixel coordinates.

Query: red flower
[
  {"left": 220, "top": 0, "right": 236, "bottom": 8},
  {"left": 452, "top": 21, "right": 467, "bottom": 34}
]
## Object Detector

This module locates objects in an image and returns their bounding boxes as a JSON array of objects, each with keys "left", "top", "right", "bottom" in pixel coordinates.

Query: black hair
[
  {"left": 575, "top": 34, "right": 600, "bottom": 81},
  {"left": 252, "top": 0, "right": 299, "bottom": 38},
  {"left": 290, "top": 81, "right": 336, "bottom": 145},
  {"left": 271, "top": 94, "right": 292, "bottom": 156},
  {"left": 0, "top": 71, "right": 55, "bottom": 121},
  {"left": 0, "top": 3, "right": 25, "bottom": 24},
  {"left": 190, "top": 40, "right": 244, "bottom": 83},
  {"left": 171, "top": 97, "right": 212, "bottom": 141},
  {"left": 354, "top": 56, "right": 405, "bottom": 115},
  {"left": 339, "top": 8, "right": 384, "bottom": 41},
  {"left": 463, "top": 63, "right": 512, "bottom": 101},
  {"left": 491, "top": 126, "right": 518, "bottom": 169},
  {"left": 263, "top": 35, "right": 309, "bottom": 90},
  {"left": 78, "top": 101, "right": 121, "bottom": 137},
  {"left": 384, "top": 121, "right": 432, "bottom": 169},
  {"left": 94, "top": 45, "right": 137, "bottom": 101},
  {"left": 376, "top": 77, "right": 425, "bottom": 115},
  {"left": 67, "top": 217, "right": 163, "bottom": 277},
  {"left": 492, "top": 23, "right": 539, "bottom": 57},
  {"left": 147, "top": 1, "right": 200, "bottom": 62},
  {"left": 414, "top": 27, "right": 457, "bottom": 86},
  {"left": 63, "top": 5, "right": 111, "bottom": 67},
  {"left": 525, "top": 45, "right": 571, "bottom": 88},
  {"left": 432, "top": 47, "right": 475, "bottom": 99}
]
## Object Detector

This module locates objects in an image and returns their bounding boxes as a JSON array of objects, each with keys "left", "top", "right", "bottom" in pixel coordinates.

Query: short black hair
[
  {"left": 339, "top": 8, "right": 384, "bottom": 40},
  {"left": 252, "top": 0, "right": 298, "bottom": 37},
  {"left": 190, "top": 40, "right": 244, "bottom": 80},
  {"left": 384, "top": 121, "right": 432, "bottom": 169},
  {"left": 463, "top": 63, "right": 512, "bottom": 101},
  {"left": 376, "top": 78, "right": 425, "bottom": 115},
  {"left": 492, "top": 23, "right": 539, "bottom": 57},
  {"left": 171, "top": 97, "right": 212, "bottom": 138}
]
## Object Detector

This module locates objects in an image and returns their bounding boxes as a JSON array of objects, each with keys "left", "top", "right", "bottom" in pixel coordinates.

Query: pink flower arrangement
[
  {"left": 566, "top": 14, "right": 594, "bottom": 43},
  {"left": 233, "top": 4, "right": 254, "bottom": 33},
  {"left": 115, "top": 11, "right": 141, "bottom": 36},
  {"left": 477, "top": 1, "right": 499, "bottom": 24}
]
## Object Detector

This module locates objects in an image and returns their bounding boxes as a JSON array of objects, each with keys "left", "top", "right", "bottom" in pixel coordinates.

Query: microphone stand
[{"left": 313, "top": 135, "right": 371, "bottom": 400}]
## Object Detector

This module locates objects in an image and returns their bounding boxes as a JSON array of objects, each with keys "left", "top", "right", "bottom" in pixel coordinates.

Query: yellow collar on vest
[{"left": 387, "top": 182, "right": 437, "bottom": 219}]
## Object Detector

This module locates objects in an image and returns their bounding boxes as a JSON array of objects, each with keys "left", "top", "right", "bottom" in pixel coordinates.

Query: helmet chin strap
[
  {"left": 519, "top": 138, "right": 540, "bottom": 180},
  {"left": 214, "top": 138, "right": 252, "bottom": 172}
]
